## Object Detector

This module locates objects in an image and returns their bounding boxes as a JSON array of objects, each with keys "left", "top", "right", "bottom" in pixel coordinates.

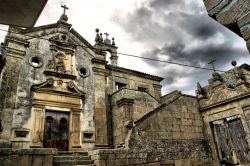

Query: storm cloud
[{"left": 112, "top": 0, "right": 249, "bottom": 95}]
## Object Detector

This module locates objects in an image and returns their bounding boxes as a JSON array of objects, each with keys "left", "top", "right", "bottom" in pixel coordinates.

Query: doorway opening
[{"left": 43, "top": 111, "right": 70, "bottom": 151}]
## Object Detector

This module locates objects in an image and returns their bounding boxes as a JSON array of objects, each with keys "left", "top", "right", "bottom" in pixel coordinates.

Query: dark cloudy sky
[{"left": 0, "top": 0, "right": 249, "bottom": 95}]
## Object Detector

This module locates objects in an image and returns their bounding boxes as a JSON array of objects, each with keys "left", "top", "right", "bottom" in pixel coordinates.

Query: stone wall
[
  {"left": 0, "top": 148, "right": 56, "bottom": 166},
  {"left": 89, "top": 148, "right": 211, "bottom": 166},
  {"left": 203, "top": 0, "right": 250, "bottom": 52},
  {"left": 0, "top": 35, "right": 28, "bottom": 140},
  {"left": 111, "top": 88, "right": 159, "bottom": 147},
  {"left": 107, "top": 66, "right": 163, "bottom": 100},
  {"left": 89, "top": 93, "right": 211, "bottom": 166},
  {"left": 131, "top": 94, "right": 204, "bottom": 142}
]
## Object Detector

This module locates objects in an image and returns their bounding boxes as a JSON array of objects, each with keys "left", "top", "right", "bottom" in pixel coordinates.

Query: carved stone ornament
[
  {"left": 47, "top": 52, "right": 66, "bottom": 73},
  {"left": 53, "top": 52, "right": 66, "bottom": 73},
  {"left": 196, "top": 82, "right": 207, "bottom": 99}
]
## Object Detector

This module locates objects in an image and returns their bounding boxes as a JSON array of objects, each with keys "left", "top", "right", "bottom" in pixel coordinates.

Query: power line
[{"left": 0, "top": 28, "right": 232, "bottom": 73}]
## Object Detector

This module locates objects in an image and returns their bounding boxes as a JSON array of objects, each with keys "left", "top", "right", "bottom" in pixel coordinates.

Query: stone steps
[{"left": 53, "top": 151, "right": 95, "bottom": 166}]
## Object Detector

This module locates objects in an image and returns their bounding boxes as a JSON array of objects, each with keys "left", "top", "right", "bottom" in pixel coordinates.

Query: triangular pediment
[
  {"left": 32, "top": 78, "right": 85, "bottom": 98},
  {"left": 14, "top": 23, "right": 96, "bottom": 53}
]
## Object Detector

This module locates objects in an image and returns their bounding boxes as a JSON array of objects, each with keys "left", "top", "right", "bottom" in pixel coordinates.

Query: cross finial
[
  {"left": 104, "top": 32, "right": 109, "bottom": 39},
  {"left": 208, "top": 59, "right": 216, "bottom": 73},
  {"left": 61, "top": 5, "right": 69, "bottom": 15}
]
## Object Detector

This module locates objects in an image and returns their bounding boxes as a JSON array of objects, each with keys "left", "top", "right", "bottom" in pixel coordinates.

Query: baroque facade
[{"left": 0, "top": 10, "right": 250, "bottom": 166}]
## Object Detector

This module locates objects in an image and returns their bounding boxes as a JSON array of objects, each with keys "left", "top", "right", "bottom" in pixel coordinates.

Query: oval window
[
  {"left": 29, "top": 56, "right": 43, "bottom": 68},
  {"left": 78, "top": 67, "right": 89, "bottom": 78},
  {"left": 80, "top": 68, "right": 86, "bottom": 75}
]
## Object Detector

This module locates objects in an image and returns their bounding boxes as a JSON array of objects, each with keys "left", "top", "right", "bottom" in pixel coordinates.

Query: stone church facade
[{"left": 0, "top": 11, "right": 250, "bottom": 166}]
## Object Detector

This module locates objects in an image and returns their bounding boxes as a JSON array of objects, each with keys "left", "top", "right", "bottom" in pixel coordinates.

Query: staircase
[{"left": 53, "top": 151, "right": 95, "bottom": 166}]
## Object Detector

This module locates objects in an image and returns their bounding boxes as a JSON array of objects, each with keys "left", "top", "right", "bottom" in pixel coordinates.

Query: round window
[
  {"left": 80, "top": 68, "right": 86, "bottom": 75},
  {"left": 78, "top": 67, "right": 89, "bottom": 78},
  {"left": 29, "top": 56, "right": 43, "bottom": 68}
]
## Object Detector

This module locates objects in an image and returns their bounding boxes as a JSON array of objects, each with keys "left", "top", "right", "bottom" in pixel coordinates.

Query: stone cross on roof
[
  {"left": 208, "top": 59, "right": 216, "bottom": 73},
  {"left": 104, "top": 32, "right": 109, "bottom": 39},
  {"left": 61, "top": 5, "right": 69, "bottom": 15}
]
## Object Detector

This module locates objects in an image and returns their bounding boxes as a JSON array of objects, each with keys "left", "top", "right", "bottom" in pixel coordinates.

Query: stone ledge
[
  {"left": 0, "top": 148, "right": 57, "bottom": 155},
  {"left": 238, "top": 12, "right": 250, "bottom": 28}
]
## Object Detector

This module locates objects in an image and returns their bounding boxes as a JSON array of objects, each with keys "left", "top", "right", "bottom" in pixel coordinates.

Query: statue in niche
[{"left": 48, "top": 52, "right": 66, "bottom": 73}]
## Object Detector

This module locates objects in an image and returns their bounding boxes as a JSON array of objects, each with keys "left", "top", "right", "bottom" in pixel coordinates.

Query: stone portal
[{"left": 43, "top": 111, "right": 69, "bottom": 151}]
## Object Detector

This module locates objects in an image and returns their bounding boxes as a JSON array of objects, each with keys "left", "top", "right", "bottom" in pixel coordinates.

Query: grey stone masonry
[{"left": 203, "top": 0, "right": 250, "bottom": 53}]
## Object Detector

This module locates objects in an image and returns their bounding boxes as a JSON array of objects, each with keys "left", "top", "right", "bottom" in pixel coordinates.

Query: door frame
[
  {"left": 30, "top": 91, "right": 82, "bottom": 150},
  {"left": 43, "top": 110, "right": 70, "bottom": 151}
]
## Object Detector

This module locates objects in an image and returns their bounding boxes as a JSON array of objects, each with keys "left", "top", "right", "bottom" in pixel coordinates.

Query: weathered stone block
[
  {"left": 175, "top": 159, "right": 192, "bottom": 166},
  {"left": 208, "top": 0, "right": 231, "bottom": 16},
  {"left": 94, "top": 159, "right": 107, "bottom": 166},
  {"left": 216, "top": 0, "right": 249, "bottom": 25},
  {"left": 238, "top": 12, "right": 250, "bottom": 28},
  {"left": 203, "top": 0, "right": 223, "bottom": 11},
  {"left": 240, "top": 25, "right": 250, "bottom": 40}
]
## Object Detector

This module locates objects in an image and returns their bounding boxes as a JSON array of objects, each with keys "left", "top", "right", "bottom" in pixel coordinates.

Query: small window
[
  {"left": 82, "top": 131, "right": 95, "bottom": 143},
  {"left": 116, "top": 82, "right": 127, "bottom": 90},
  {"left": 83, "top": 133, "right": 93, "bottom": 139},
  {"left": 138, "top": 87, "right": 147, "bottom": 92},
  {"left": 15, "top": 130, "right": 29, "bottom": 138}
]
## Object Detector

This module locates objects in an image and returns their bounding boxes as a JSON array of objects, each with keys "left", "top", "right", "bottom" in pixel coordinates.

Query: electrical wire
[{"left": 0, "top": 28, "right": 238, "bottom": 73}]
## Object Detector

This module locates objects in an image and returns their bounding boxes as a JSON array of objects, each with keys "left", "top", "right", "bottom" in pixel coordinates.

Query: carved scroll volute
[
  {"left": 31, "top": 107, "right": 44, "bottom": 147},
  {"left": 70, "top": 110, "right": 81, "bottom": 148}
]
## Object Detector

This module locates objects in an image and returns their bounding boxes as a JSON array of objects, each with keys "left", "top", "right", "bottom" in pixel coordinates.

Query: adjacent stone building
[
  {"left": 197, "top": 63, "right": 250, "bottom": 165},
  {"left": 0, "top": 8, "right": 250, "bottom": 166},
  {"left": 203, "top": 0, "right": 250, "bottom": 53}
]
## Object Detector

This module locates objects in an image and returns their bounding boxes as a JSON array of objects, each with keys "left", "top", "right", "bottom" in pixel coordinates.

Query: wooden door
[
  {"left": 228, "top": 118, "right": 249, "bottom": 164},
  {"left": 43, "top": 111, "right": 69, "bottom": 151},
  {"left": 212, "top": 116, "right": 249, "bottom": 165}
]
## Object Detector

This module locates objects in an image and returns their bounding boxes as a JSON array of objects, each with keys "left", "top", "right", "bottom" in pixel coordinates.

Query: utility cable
[{"left": 0, "top": 28, "right": 239, "bottom": 73}]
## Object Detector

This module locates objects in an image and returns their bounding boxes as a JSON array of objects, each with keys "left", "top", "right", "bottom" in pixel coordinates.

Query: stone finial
[
  {"left": 58, "top": 5, "right": 69, "bottom": 23},
  {"left": 100, "top": 33, "right": 103, "bottom": 42},
  {"left": 112, "top": 37, "right": 116, "bottom": 46},
  {"left": 197, "top": 82, "right": 202, "bottom": 93},
  {"left": 196, "top": 82, "right": 206, "bottom": 99},
  {"left": 95, "top": 28, "right": 100, "bottom": 42},
  {"left": 104, "top": 32, "right": 111, "bottom": 45},
  {"left": 231, "top": 60, "right": 245, "bottom": 84},
  {"left": 231, "top": 60, "right": 237, "bottom": 67}
]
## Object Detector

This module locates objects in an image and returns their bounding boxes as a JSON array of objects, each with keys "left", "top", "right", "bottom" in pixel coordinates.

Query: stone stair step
[
  {"left": 57, "top": 151, "right": 88, "bottom": 156},
  {"left": 73, "top": 165, "right": 95, "bottom": 166},
  {"left": 54, "top": 160, "right": 94, "bottom": 165},
  {"left": 54, "top": 155, "right": 91, "bottom": 160}
]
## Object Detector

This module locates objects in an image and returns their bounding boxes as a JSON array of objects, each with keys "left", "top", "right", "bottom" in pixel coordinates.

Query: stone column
[
  {"left": 31, "top": 106, "right": 44, "bottom": 147},
  {"left": 71, "top": 109, "right": 81, "bottom": 148},
  {"left": 0, "top": 31, "right": 29, "bottom": 140},
  {"left": 117, "top": 98, "right": 134, "bottom": 146},
  {"left": 153, "top": 84, "right": 162, "bottom": 99},
  {"left": 110, "top": 51, "right": 118, "bottom": 67},
  {"left": 92, "top": 57, "right": 109, "bottom": 148}
]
